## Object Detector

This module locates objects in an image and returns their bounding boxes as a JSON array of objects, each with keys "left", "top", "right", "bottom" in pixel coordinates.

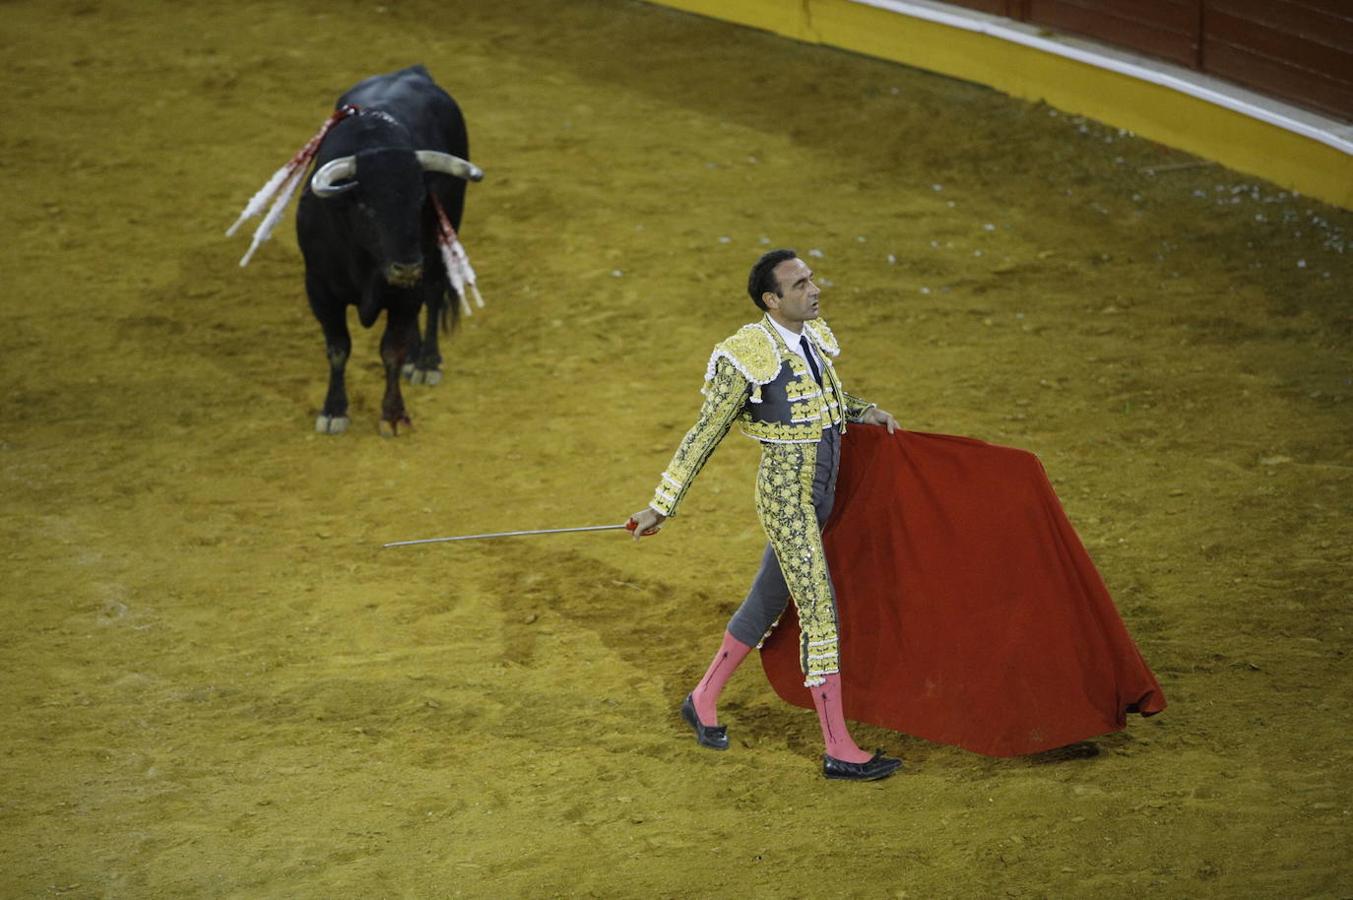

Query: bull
[
  {"left": 301, "top": 63, "right": 487, "bottom": 435},
  {"left": 296, "top": 65, "right": 483, "bottom": 435}
]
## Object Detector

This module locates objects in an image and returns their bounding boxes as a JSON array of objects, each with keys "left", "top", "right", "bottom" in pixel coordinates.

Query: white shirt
[{"left": 766, "top": 315, "right": 823, "bottom": 374}]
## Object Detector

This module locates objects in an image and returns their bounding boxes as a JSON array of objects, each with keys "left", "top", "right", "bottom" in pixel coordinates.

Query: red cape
[{"left": 760, "top": 427, "right": 1166, "bottom": 757}]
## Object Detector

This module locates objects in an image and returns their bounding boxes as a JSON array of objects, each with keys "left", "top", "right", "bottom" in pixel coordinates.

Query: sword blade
[{"left": 382, "top": 523, "right": 627, "bottom": 549}]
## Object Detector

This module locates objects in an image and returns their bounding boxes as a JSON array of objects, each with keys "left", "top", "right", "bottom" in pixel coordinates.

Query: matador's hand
[
  {"left": 626, "top": 508, "right": 666, "bottom": 541},
  {"left": 861, "top": 407, "right": 899, "bottom": 434}
]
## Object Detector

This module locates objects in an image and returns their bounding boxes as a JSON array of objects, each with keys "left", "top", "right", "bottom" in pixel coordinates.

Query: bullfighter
[{"left": 628, "top": 249, "right": 903, "bottom": 781}]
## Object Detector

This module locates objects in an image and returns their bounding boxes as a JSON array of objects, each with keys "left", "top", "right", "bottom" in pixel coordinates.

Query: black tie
[{"left": 799, "top": 335, "right": 822, "bottom": 386}]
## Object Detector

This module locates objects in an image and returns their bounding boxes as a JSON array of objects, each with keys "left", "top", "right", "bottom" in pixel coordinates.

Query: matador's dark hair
[{"left": 747, "top": 248, "right": 798, "bottom": 311}]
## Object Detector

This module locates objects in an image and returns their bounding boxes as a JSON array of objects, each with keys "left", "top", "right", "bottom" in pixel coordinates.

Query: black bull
[{"left": 296, "top": 65, "right": 482, "bottom": 436}]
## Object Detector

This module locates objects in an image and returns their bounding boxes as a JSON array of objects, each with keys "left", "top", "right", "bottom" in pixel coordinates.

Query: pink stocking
[
  {"left": 811, "top": 674, "right": 872, "bottom": 763},
  {"left": 690, "top": 631, "right": 753, "bottom": 725}
]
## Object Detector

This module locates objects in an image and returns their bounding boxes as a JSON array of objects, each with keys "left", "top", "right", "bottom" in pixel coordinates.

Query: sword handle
[{"left": 626, "top": 517, "right": 660, "bottom": 537}]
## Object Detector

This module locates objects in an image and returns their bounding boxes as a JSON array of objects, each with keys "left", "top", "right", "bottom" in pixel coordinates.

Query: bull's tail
[{"left": 439, "top": 290, "right": 458, "bottom": 334}]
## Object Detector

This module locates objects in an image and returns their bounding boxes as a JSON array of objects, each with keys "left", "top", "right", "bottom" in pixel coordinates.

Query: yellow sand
[{"left": 1, "top": 1, "right": 1349, "bottom": 896}]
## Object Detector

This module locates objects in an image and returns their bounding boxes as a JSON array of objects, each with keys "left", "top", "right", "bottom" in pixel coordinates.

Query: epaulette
[
  {"left": 804, "top": 318, "right": 840, "bottom": 358},
  {"left": 704, "top": 323, "right": 783, "bottom": 389}
]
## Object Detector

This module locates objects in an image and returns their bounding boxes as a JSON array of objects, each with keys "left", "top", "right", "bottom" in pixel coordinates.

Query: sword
[{"left": 382, "top": 519, "right": 658, "bottom": 549}]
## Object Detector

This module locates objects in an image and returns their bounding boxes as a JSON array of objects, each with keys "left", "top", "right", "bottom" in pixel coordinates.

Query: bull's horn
[
  {"left": 311, "top": 157, "right": 359, "bottom": 197},
  {"left": 416, "top": 150, "right": 484, "bottom": 182}
]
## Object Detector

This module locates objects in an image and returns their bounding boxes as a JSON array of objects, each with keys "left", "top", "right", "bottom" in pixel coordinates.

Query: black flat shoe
[
  {"left": 822, "top": 751, "right": 902, "bottom": 781},
  {"left": 680, "top": 693, "right": 729, "bottom": 751}
]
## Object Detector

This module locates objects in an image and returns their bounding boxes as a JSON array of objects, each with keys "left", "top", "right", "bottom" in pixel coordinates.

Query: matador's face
[{"left": 765, "top": 256, "right": 821, "bottom": 327}]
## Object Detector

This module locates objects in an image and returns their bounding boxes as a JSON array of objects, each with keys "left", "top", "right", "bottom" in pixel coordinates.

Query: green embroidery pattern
[
  {"left": 708, "top": 323, "right": 782, "bottom": 385},
  {"left": 649, "top": 315, "right": 874, "bottom": 513},
  {"left": 842, "top": 390, "right": 876, "bottom": 424},
  {"left": 738, "top": 420, "right": 826, "bottom": 444},
  {"left": 803, "top": 318, "right": 840, "bottom": 357},
  {"left": 650, "top": 357, "right": 751, "bottom": 516},
  {"left": 754, "top": 441, "right": 841, "bottom": 686}
]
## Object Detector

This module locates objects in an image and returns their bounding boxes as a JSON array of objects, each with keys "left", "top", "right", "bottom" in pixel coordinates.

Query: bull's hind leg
[
  {"left": 307, "top": 276, "right": 352, "bottom": 435},
  {"left": 378, "top": 300, "right": 419, "bottom": 437}
]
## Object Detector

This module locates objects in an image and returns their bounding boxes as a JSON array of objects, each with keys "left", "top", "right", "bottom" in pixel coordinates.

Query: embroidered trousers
[{"left": 727, "top": 427, "right": 842, "bottom": 686}]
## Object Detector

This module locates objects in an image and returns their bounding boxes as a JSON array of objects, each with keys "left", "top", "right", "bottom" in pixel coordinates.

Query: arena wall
[
  {"left": 642, "top": 0, "right": 1353, "bottom": 209},
  {"left": 942, "top": 0, "right": 1353, "bottom": 123}
]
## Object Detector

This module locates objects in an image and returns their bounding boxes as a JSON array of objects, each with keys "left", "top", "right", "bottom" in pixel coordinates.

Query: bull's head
[{"left": 310, "top": 150, "right": 484, "bottom": 287}]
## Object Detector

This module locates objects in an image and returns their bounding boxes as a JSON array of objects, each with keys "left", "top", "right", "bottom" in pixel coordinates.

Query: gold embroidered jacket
[{"left": 650, "top": 316, "right": 875, "bottom": 517}]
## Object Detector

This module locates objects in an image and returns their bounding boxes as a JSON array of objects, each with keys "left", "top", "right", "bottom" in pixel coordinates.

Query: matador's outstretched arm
[{"left": 627, "top": 357, "right": 752, "bottom": 539}]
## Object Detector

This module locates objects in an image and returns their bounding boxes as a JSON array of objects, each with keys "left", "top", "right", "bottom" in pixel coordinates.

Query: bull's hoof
[
  {"left": 315, "top": 414, "right": 350, "bottom": 435},
  {"left": 379, "top": 416, "right": 413, "bottom": 438},
  {"left": 403, "top": 365, "right": 442, "bottom": 386}
]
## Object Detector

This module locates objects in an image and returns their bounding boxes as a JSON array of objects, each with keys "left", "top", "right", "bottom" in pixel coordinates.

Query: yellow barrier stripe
[{"left": 645, "top": 0, "right": 1353, "bottom": 209}]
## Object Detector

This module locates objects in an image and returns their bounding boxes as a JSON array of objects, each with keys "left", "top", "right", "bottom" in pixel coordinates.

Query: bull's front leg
[
  {"left": 378, "top": 299, "right": 420, "bottom": 437},
  {"left": 307, "top": 276, "right": 352, "bottom": 435}
]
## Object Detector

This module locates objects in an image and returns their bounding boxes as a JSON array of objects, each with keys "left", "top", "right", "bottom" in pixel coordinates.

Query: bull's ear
[
  {"left": 416, "top": 150, "right": 483, "bottom": 182},
  {"left": 311, "top": 157, "right": 359, "bottom": 198}
]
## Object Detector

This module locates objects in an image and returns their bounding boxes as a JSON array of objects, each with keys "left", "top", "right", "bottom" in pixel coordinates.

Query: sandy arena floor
[{"left": 2, "top": 0, "right": 1351, "bottom": 896}]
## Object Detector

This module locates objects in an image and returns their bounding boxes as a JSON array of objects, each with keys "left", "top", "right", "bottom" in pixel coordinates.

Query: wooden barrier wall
[
  {"left": 643, "top": 0, "right": 1353, "bottom": 209},
  {"left": 944, "top": 0, "right": 1353, "bottom": 121}
]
